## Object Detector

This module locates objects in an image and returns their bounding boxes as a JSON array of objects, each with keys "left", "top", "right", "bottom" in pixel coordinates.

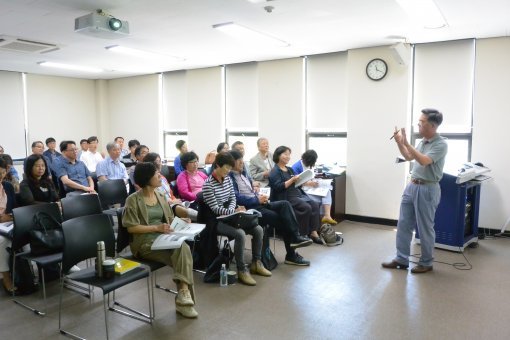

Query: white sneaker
[
  {"left": 175, "top": 288, "right": 194, "bottom": 306},
  {"left": 176, "top": 304, "right": 198, "bottom": 318},
  {"left": 68, "top": 265, "right": 81, "bottom": 274}
]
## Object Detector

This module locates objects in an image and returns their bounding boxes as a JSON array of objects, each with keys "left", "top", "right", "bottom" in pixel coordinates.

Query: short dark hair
[
  {"left": 32, "top": 141, "right": 43, "bottom": 148},
  {"left": 60, "top": 140, "right": 76, "bottom": 152},
  {"left": 80, "top": 139, "right": 88, "bottom": 145},
  {"left": 134, "top": 162, "right": 157, "bottom": 188},
  {"left": 87, "top": 136, "right": 98, "bottom": 144},
  {"left": 422, "top": 108, "right": 443, "bottom": 127},
  {"left": 24, "top": 154, "right": 51, "bottom": 182},
  {"left": 214, "top": 152, "right": 235, "bottom": 169},
  {"left": 45, "top": 137, "right": 56, "bottom": 145},
  {"left": 128, "top": 139, "right": 140, "bottom": 148},
  {"left": 143, "top": 152, "right": 160, "bottom": 164},
  {"left": 0, "top": 154, "right": 13, "bottom": 166},
  {"left": 181, "top": 151, "right": 199, "bottom": 168},
  {"left": 114, "top": 136, "right": 124, "bottom": 142},
  {"left": 231, "top": 141, "right": 243, "bottom": 150},
  {"left": 301, "top": 150, "right": 318, "bottom": 168},
  {"left": 273, "top": 146, "right": 291, "bottom": 163},
  {"left": 0, "top": 157, "right": 7, "bottom": 170},
  {"left": 175, "top": 140, "right": 186, "bottom": 150},
  {"left": 134, "top": 145, "right": 149, "bottom": 157},
  {"left": 229, "top": 150, "right": 243, "bottom": 161},
  {"left": 216, "top": 142, "right": 228, "bottom": 153}
]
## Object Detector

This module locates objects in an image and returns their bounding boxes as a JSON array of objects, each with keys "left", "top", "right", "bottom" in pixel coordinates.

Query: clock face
[{"left": 366, "top": 58, "right": 388, "bottom": 81}]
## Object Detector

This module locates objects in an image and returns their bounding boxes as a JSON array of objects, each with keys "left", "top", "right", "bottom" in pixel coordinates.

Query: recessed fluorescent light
[
  {"left": 212, "top": 22, "right": 289, "bottom": 47},
  {"left": 396, "top": 0, "right": 448, "bottom": 29},
  {"left": 37, "top": 61, "right": 103, "bottom": 73},
  {"left": 105, "top": 45, "right": 184, "bottom": 61}
]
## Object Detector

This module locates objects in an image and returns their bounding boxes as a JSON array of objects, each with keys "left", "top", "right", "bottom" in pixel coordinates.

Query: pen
[{"left": 389, "top": 135, "right": 395, "bottom": 140}]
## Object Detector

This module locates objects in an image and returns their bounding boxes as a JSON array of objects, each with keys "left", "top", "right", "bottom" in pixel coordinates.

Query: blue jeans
[{"left": 395, "top": 182, "right": 441, "bottom": 267}]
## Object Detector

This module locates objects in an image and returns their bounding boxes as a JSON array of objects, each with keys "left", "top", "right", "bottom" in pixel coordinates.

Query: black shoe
[
  {"left": 290, "top": 235, "right": 313, "bottom": 249},
  {"left": 381, "top": 260, "right": 408, "bottom": 270},
  {"left": 310, "top": 235, "right": 324, "bottom": 245},
  {"left": 284, "top": 252, "right": 310, "bottom": 266}
]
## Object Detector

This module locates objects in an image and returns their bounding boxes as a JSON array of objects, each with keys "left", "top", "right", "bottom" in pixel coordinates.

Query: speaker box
[{"left": 389, "top": 42, "right": 410, "bottom": 67}]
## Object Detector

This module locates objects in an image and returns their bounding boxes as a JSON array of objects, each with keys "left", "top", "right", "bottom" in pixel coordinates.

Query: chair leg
[
  {"left": 104, "top": 295, "right": 110, "bottom": 340},
  {"left": 109, "top": 285, "right": 153, "bottom": 324},
  {"left": 153, "top": 270, "right": 178, "bottom": 295},
  {"left": 59, "top": 275, "right": 85, "bottom": 340}
]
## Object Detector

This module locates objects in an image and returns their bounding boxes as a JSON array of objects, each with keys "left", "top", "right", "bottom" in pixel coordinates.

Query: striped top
[{"left": 202, "top": 174, "right": 237, "bottom": 216}]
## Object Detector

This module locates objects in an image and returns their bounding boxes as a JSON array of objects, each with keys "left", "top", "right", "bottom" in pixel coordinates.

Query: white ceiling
[{"left": 0, "top": 0, "right": 509, "bottom": 79}]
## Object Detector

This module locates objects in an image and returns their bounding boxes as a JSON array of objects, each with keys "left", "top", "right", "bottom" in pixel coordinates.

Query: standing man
[{"left": 382, "top": 108, "right": 447, "bottom": 274}]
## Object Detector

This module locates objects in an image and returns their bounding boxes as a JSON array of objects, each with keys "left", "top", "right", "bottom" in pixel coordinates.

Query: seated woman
[
  {"left": 176, "top": 151, "right": 207, "bottom": 203},
  {"left": 202, "top": 152, "right": 271, "bottom": 286},
  {"left": 269, "top": 146, "right": 322, "bottom": 244},
  {"left": 0, "top": 157, "right": 16, "bottom": 294},
  {"left": 291, "top": 150, "right": 337, "bottom": 225},
  {"left": 122, "top": 162, "right": 198, "bottom": 318},
  {"left": 19, "top": 154, "right": 59, "bottom": 206},
  {"left": 142, "top": 152, "right": 197, "bottom": 220},
  {"left": 0, "top": 154, "right": 20, "bottom": 193}
]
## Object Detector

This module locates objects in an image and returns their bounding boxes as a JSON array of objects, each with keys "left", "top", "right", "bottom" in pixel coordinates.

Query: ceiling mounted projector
[{"left": 75, "top": 10, "right": 129, "bottom": 39}]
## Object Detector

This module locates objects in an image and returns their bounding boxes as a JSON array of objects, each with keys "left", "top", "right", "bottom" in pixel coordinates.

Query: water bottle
[
  {"left": 96, "top": 241, "right": 106, "bottom": 278},
  {"left": 220, "top": 263, "right": 228, "bottom": 287}
]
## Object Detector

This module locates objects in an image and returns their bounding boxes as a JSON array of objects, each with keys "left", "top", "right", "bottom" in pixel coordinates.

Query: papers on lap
[
  {"left": 0, "top": 221, "right": 13, "bottom": 238},
  {"left": 151, "top": 217, "right": 205, "bottom": 250},
  {"left": 303, "top": 179, "right": 332, "bottom": 197},
  {"left": 295, "top": 169, "right": 314, "bottom": 187}
]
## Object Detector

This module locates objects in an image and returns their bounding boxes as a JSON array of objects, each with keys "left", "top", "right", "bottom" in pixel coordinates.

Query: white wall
[
  {"left": 25, "top": 74, "right": 98, "bottom": 150},
  {"left": 107, "top": 74, "right": 161, "bottom": 153},
  {"left": 258, "top": 58, "right": 305, "bottom": 163},
  {"left": 346, "top": 47, "right": 412, "bottom": 219},
  {"left": 472, "top": 37, "right": 510, "bottom": 229}
]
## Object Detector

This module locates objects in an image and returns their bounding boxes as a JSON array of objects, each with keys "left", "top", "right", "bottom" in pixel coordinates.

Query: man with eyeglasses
[
  {"left": 55, "top": 140, "right": 96, "bottom": 196},
  {"left": 382, "top": 108, "right": 448, "bottom": 274}
]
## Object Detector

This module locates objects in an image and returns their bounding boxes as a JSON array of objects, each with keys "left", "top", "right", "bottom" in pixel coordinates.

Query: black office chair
[
  {"left": 58, "top": 214, "right": 152, "bottom": 340},
  {"left": 61, "top": 193, "right": 103, "bottom": 221},
  {"left": 97, "top": 179, "right": 128, "bottom": 215},
  {"left": 11, "top": 203, "right": 63, "bottom": 316},
  {"left": 115, "top": 208, "right": 177, "bottom": 318}
]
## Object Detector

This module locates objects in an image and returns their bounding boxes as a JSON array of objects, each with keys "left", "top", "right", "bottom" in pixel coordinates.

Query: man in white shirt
[{"left": 80, "top": 136, "right": 104, "bottom": 173}]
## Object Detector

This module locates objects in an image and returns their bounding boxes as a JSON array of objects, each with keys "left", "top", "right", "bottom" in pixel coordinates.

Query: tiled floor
[{"left": 1, "top": 221, "right": 510, "bottom": 340}]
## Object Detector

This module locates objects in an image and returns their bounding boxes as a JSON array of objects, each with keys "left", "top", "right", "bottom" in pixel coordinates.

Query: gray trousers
[{"left": 216, "top": 222, "right": 263, "bottom": 271}]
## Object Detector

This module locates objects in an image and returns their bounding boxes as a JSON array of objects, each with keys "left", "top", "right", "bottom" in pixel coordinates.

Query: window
[
  {"left": 306, "top": 132, "right": 347, "bottom": 166},
  {"left": 226, "top": 131, "right": 259, "bottom": 160},
  {"left": 412, "top": 39, "right": 475, "bottom": 172},
  {"left": 163, "top": 131, "right": 187, "bottom": 159}
]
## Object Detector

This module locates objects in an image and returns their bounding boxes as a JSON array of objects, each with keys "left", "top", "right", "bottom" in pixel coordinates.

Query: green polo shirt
[{"left": 411, "top": 134, "right": 448, "bottom": 182}]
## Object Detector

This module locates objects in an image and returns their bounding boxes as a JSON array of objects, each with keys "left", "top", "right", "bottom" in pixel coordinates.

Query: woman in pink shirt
[{"left": 176, "top": 152, "right": 207, "bottom": 202}]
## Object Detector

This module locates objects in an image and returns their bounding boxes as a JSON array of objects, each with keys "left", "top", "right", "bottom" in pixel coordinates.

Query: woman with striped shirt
[{"left": 202, "top": 152, "right": 270, "bottom": 286}]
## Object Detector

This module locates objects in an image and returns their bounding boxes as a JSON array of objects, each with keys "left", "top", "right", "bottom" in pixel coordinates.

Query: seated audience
[
  {"left": 0, "top": 154, "right": 20, "bottom": 193},
  {"left": 176, "top": 151, "right": 207, "bottom": 202},
  {"left": 292, "top": 150, "right": 337, "bottom": 225},
  {"left": 269, "top": 146, "right": 322, "bottom": 244},
  {"left": 143, "top": 152, "right": 197, "bottom": 220},
  {"left": 128, "top": 145, "right": 149, "bottom": 187},
  {"left": 217, "top": 142, "right": 229, "bottom": 153},
  {"left": 173, "top": 140, "right": 188, "bottom": 177},
  {"left": 42, "top": 137, "right": 62, "bottom": 167},
  {"left": 77, "top": 138, "right": 88, "bottom": 160},
  {"left": 96, "top": 142, "right": 129, "bottom": 183},
  {"left": 55, "top": 140, "right": 95, "bottom": 196},
  {"left": 122, "top": 139, "right": 140, "bottom": 169},
  {"left": 231, "top": 141, "right": 255, "bottom": 182},
  {"left": 122, "top": 162, "right": 198, "bottom": 318},
  {"left": 249, "top": 137, "right": 274, "bottom": 187},
  {"left": 19, "top": 154, "right": 59, "bottom": 206},
  {"left": 229, "top": 150, "right": 312, "bottom": 266},
  {"left": 25, "top": 141, "right": 51, "bottom": 167},
  {"left": 203, "top": 152, "right": 271, "bottom": 286},
  {"left": 80, "top": 136, "right": 104, "bottom": 173},
  {"left": 0, "top": 157, "right": 16, "bottom": 294},
  {"left": 114, "top": 136, "right": 130, "bottom": 157}
]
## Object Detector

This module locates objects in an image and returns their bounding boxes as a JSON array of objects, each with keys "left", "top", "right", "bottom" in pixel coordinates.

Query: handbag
[
  {"left": 30, "top": 211, "right": 64, "bottom": 256},
  {"left": 261, "top": 227, "right": 278, "bottom": 271},
  {"left": 220, "top": 208, "right": 262, "bottom": 230}
]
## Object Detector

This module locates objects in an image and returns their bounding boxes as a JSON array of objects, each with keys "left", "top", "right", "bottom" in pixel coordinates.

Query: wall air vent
[{"left": 0, "top": 36, "right": 59, "bottom": 54}]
